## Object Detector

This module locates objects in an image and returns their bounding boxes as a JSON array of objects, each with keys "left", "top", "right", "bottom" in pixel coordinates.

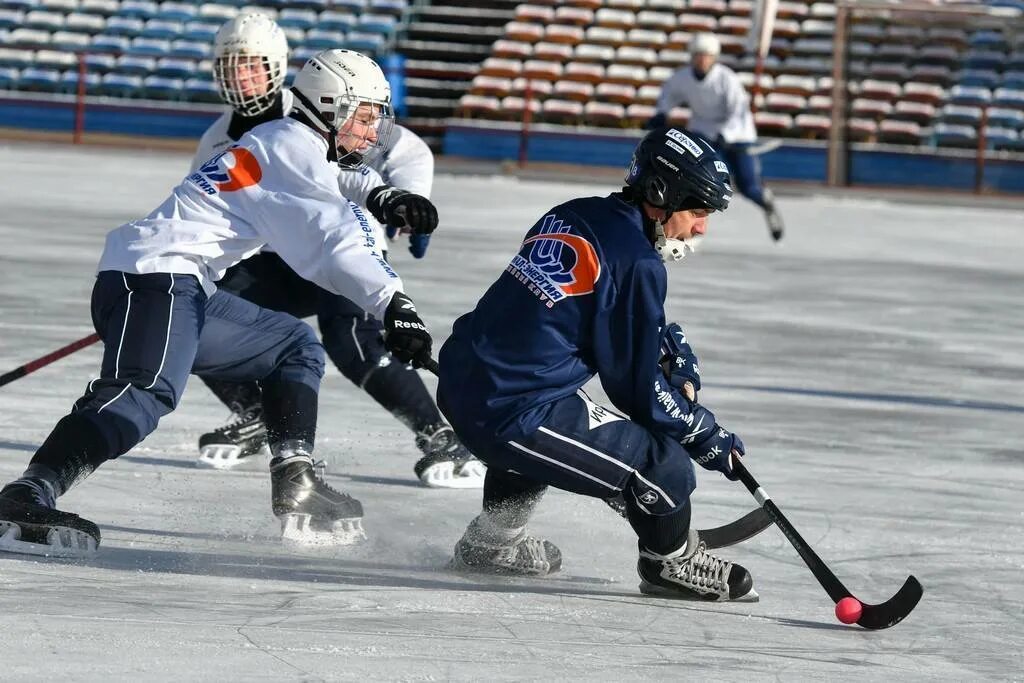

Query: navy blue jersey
[{"left": 438, "top": 193, "right": 694, "bottom": 444}]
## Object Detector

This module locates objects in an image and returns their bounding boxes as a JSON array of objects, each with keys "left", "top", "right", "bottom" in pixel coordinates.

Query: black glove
[
  {"left": 367, "top": 185, "right": 438, "bottom": 236},
  {"left": 383, "top": 292, "right": 432, "bottom": 367},
  {"left": 681, "top": 405, "right": 746, "bottom": 481}
]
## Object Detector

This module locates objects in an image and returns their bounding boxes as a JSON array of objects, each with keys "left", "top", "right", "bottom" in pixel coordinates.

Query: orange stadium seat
[
  {"left": 565, "top": 0, "right": 603, "bottom": 9},
  {"left": 719, "top": 16, "right": 752, "bottom": 36},
  {"left": 553, "top": 79, "right": 594, "bottom": 102},
  {"left": 625, "top": 103, "right": 656, "bottom": 126},
  {"left": 679, "top": 13, "right": 716, "bottom": 33},
  {"left": 515, "top": 5, "right": 553, "bottom": 23},
  {"left": 541, "top": 98, "right": 583, "bottom": 124},
  {"left": 730, "top": 0, "right": 755, "bottom": 17},
  {"left": 585, "top": 25, "right": 627, "bottom": 46},
  {"left": 754, "top": 111, "right": 794, "bottom": 136},
  {"left": 625, "top": 28, "right": 667, "bottom": 49},
  {"left": 793, "top": 113, "right": 830, "bottom": 139},
  {"left": 510, "top": 77, "right": 553, "bottom": 98},
  {"left": 534, "top": 41, "right": 573, "bottom": 62},
  {"left": 636, "top": 83, "right": 661, "bottom": 105},
  {"left": 771, "top": 19, "right": 801, "bottom": 40},
  {"left": 594, "top": 8, "right": 635, "bottom": 30},
  {"left": 902, "top": 82, "right": 946, "bottom": 106},
  {"left": 554, "top": 6, "right": 594, "bottom": 26},
  {"left": 657, "top": 49, "right": 689, "bottom": 68},
  {"left": 776, "top": 2, "right": 809, "bottom": 20},
  {"left": 492, "top": 39, "right": 533, "bottom": 60},
  {"left": 807, "top": 94, "right": 832, "bottom": 114},
  {"left": 522, "top": 59, "right": 563, "bottom": 81},
  {"left": 878, "top": 120, "right": 924, "bottom": 145},
  {"left": 545, "top": 24, "right": 584, "bottom": 46},
  {"left": 565, "top": 60, "right": 602, "bottom": 82},
  {"left": 847, "top": 117, "right": 878, "bottom": 142},
  {"left": 773, "top": 74, "right": 815, "bottom": 97},
  {"left": 596, "top": 81, "right": 636, "bottom": 104},
  {"left": 891, "top": 100, "right": 936, "bottom": 125},
  {"left": 615, "top": 46, "right": 657, "bottom": 67},
  {"left": 470, "top": 75, "right": 512, "bottom": 98},
  {"left": 635, "top": 11, "right": 677, "bottom": 32},
  {"left": 605, "top": 63, "right": 647, "bottom": 86},
  {"left": 858, "top": 79, "right": 902, "bottom": 102},
  {"left": 688, "top": 0, "right": 727, "bottom": 16},
  {"left": 666, "top": 31, "right": 691, "bottom": 51},
  {"left": 583, "top": 100, "right": 625, "bottom": 127},
  {"left": 479, "top": 57, "right": 522, "bottom": 79}
]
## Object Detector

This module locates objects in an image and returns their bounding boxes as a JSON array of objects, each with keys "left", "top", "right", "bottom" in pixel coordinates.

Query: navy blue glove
[
  {"left": 660, "top": 323, "right": 700, "bottom": 399},
  {"left": 644, "top": 112, "right": 667, "bottom": 130},
  {"left": 385, "top": 224, "right": 431, "bottom": 258},
  {"left": 680, "top": 403, "right": 745, "bottom": 481}
]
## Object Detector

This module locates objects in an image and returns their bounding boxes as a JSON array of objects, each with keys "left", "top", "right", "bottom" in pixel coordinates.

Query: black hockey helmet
[{"left": 624, "top": 126, "right": 733, "bottom": 214}]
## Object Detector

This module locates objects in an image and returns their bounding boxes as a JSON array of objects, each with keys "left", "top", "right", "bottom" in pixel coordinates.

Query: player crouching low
[{"left": 437, "top": 127, "right": 757, "bottom": 601}]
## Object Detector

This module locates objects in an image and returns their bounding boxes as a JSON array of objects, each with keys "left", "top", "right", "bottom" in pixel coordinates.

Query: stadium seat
[
  {"left": 276, "top": 9, "right": 316, "bottom": 31},
  {"left": 909, "top": 64, "right": 953, "bottom": 86},
  {"left": 116, "top": 54, "right": 156, "bottom": 75},
  {"left": 169, "top": 39, "right": 209, "bottom": 59},
  {"left": 90, "top": 33, "right": 128, "bottom": 53},
  {"left": 656, "top": 49, "right": 688, "bottom": 69},
  {"left": 184, "top": 76, "right": 219, "bottom": 103},
  {"left": 119, "top": 0, "right": 158, "bottom": 21},
  {"left": 553, "top": 78, "right": 593, "bottom": 102},
  {"left": 458, "top": 93, "right": 501, "bottom": 118},
  {"left": 183, "top": 21, "right": 219, "bottom": 43},
  {"left": 636, "top": 10, "right": 676, "bottom": 32},
  {"left": 993, "top": 87, "right": 1024, "bottom": 109},
  {"left": 754, "top": 111, "right": 793, "bottom": 137},
  {"left": 522, "top": 59, "right": 562, "bottom": 81},
  {"left": 60, "top": 69, "right": 100, "bottom": 92},
  {"left": 583, "top": 100, "right": 625, "bottom": 127},
  {"left": 64, "top": 13, "right": 105, "bottom": 34},
  {"left": 604, "top": 63, "right": 645, "bottom": 87},
  {"left": 594, "top": 8, "right": 634, "bottom": 30},
  {"left": 492, "top": 39, "right": 532, "bottom": 60},
  {"left": 469, "top": 74, "right": 511, "bottom": 98},
  {"left": 984, "top": 125, "right": 1019, "bottom": 150},
  {"left": 515, "top": 5, "right": 553, "bottom": 23},
  {"left": 956, "top": 68, "right": 999, "bottom": 89},
  {"left": 624, "top": 28, "right": 665, "bottom": 49},
  {"left": 318, "top": 11, "right": 355, "bottom": 33},
  {"left": 0, "top": 0, "right": 35, "bottom": 9},
  {"left": 858, "top": 79, "right": 901, "bottom": 102},
  {"left": 807, "top": 94, "right": 831, "bottom": 114},
  {"left": 679, "top": 13, "right": 716, "bottom": 33},
  {"left": 1001, "top": 71, "right": 1024, "bottom": 90},
  {"left": 573, "top": 43, "right": 613, "bottom": 63},
  {"left": 939, "top": 104, "right": 982, "bottom": 126},
  {"left": 357, "top": 13, "right": 396, "bottom": 36},
  {"left": 509, "top": 77, "right": 552, "bottom": 98},
  {"left": 303, "top": 29, "right": 346, "bottom": 51},
  {"left": 505, "top": 22, "right": 543, "bottom": 44},
  {"left": 141, "top": 20, "right": 183, "bottom": 41},
  {"left": 615, "top": 45, "right": 656, "bottom": 67},
  {"left": 793, "top": 113, "right": 829, "bottom": 139},
  {"left": 878, "top": 120, "right": 923, "bottom": 145},
  {"left": 595, "top": 81, "right": 634, "bottom": 105},
  {"left": 689, "top": 0, "right": 726, "bottom": 16},
  {"left": 847, "top": 117, "right": 878, "bottom": 142},
  {"left": 773, "top": 74, "right": 813, "bottom": 97},
  {"left": 541, "top": 98, "right": 582, "bottom": 124},
  {"left": 916, "top": 45, "right": 960, "bottom": 67},
  {"left": 50, "top": 30, "right": 90, "bottom": 50},
  {"left": 499, "top": 95, "right": 541, "bottom": 120},
  {"left": 868, "top": 62, "right": 910, "bottom": 82},
  {"left": 926, "top": 26, "right": 967, "bottom": 50},
  {"left": 665, "top": 105, "right": 690, "bottom": 127},
  {"left": 142, "top": 74, "right": 182, "bottom": 99},
  {"left": 34, "top": 47, "right": 75, "bottom": 69},
  {"left": 902, "top": 81, "right": 946, "bottom": 106},
  {"left": 949, "top": 85, "right": 991, "bottom": 106},
  {"left": 986, "top": 107, "right": 1024, "bottom": 129},
  {"left": 534, "top": 42, "right": 573, "bottom": 63},
  {"left": 79, "top": 0, "right": 118, "bottom": 17},
  {"left": 963, "top": 50, "right": 1006, "bottom": 71},
  {"left": 624, "top": 102, "right": 655, "bottom": 126},
  {"left": 933, "top": 122, "right": 976, "bottom": 148},
  {"left": 24, "top": 10, "right": 63, "bottom": 31},
  {"left": 545, "top": 24, "right": 584, "bottom": 46},
  {"left": 479, "top": 57, "right": 521, "bottom": 79},
  {"left": 41, "top": 0, "right": 78, "bottom": 11},
  {"left": 891, "top": 100, "right": 936, "bottom": 125},
  {"left": 83, "top": 52, "right": 114, "bottom": 72},
  {"left": 851, "top": 97, "right": 891, "bottom": 119},
  {"left": 554, "top": 6, "right": 593, "bottom": 26},
  {"left": 333, "top": 0, "right": 366, "bottom": 13},
  {"left": 197, "top": 4, "right": 236, "bottom": 23},
  {"left": 98, "top": 71, "right": 142, "bottom": 97},
  {"left": 155, "top": 3, "right": 197, "bottom": 24},
  {"left": 765, "top": 92, "right": 805, "bottom": 114},
  {"left": 563, "top": 60, "right": 604, "bottom": 83},
  {"left": 10, "top": 27, "right": 51, "bottom": 47},
  {"left": 0, "top": 47, "right": 32, "bottom": 68},
  {"left": 719, "top": 15, "right": 752, "bottom": 36},
  {"left": 127, "top": 37, "right": 170, "bottom": 57},
  {"left": 105, "top": 16, "right": 144, "bottom": 38},
  {"left": 18, "top": 66, "right": 60, "bottom": 91}
]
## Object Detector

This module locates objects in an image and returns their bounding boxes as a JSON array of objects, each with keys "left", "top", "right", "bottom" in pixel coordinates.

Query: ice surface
[{"left": 0, "top": 142, "right": 1022, "bottom": 680}]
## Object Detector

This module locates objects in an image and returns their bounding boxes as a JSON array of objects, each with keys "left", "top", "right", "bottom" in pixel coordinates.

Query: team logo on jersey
[
  {"left": 194, "top": 147, "right": 262, "bottom": 193},
  {"left": 505, "top": 214, "right": 601, "bottom": 307}
]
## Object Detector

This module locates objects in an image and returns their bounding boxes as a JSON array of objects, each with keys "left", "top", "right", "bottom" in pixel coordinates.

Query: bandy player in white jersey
[
  {"left": 0, "top": 49, "right": 439, "bottom": 557},
  {"left": 186, "top": 13, "right": 484, "bottom": 489}
]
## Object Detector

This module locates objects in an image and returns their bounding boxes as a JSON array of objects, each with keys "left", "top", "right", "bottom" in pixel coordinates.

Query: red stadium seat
[
  {"left": 541, "top": 98, "right": 583, "bottom": 124},
  {"left": 583, "top": 100, "right": 626, "bottom": 127},
  {"left": 553, "top": 79, "right": 594, "bottom": 102},
  {"left": 794, "top": 113, "right": 830, "bottom": 139},
  {"left": 596, "top": 81, "right": 636, "bottom": 104}
]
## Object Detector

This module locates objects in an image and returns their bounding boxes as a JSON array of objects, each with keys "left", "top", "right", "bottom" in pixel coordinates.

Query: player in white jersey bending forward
[
  {"left": 649, "top": 33, "right": 785, "bottom": 242},
  {"left": 0, "top": 49, "right": 437, "bottom": 557},
  {"left": 192, "top": 13, "right": 483, "bottom": 489}
]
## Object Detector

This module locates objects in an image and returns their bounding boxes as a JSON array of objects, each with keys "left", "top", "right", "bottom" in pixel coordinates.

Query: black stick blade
[{"left": 855, "top": 576, "right": 923, "bottom": 630}]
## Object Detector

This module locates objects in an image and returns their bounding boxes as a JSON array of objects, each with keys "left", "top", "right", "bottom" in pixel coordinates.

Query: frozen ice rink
[{"left": 0, "top": 142, "right": 1022, "bottom": 681}]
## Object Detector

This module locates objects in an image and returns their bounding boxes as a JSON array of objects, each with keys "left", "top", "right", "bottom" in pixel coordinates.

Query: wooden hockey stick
[
  {"left": 0, "top": 333, "right": 100, "bottom": 389},
  {"left": 734, "top": 459, "right": 922, "bottom": 629}
]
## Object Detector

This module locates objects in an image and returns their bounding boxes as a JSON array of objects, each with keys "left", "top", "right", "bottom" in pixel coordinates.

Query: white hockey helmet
[
  {"left": 690, "top": 33, "right": 722, "bottom": 57},
  {"left": 290, "top": 49, "right": 394, "bottom": 168},
  {"left": 213, "top": 12, "right": 289, "bottom": 117}
]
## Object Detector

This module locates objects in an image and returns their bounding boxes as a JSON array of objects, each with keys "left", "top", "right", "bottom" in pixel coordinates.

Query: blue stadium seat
[
  {"left": 333, "top": 0, "right": 365, "bottom": 13},
  {"left": 939, "top": 103, "right": 982, "bottom": 126},
  {"left": 18, "top": 65, "right": 60, "bottom": 91},
  {"left": 142, "top": 74, "right": 182, "bottom": 99},
  {"left": 63, "top": 13, "right": 106, "bottom": 34},
  {"left": 155, "top": 2, "right": 197, "bottom": 23},
  {"left": 90, "top": 33, "right": 129, "bottom": 53},
  {"left": 287, "top": 0, "right": 327, "bottom": 11},
  {"left": 0, "top": 9, "right": 23, "bottom": 29},
  {"left": 24, "top": 9, "right": 63, "bottom": 31},
  {"left": 196, "top": 3, "right": 236, "bottom": 23},
  {"left": 986, "top": 107, "right": 1024, "bottom": 129},
  {"left": 184, "top": 76, "right": 219, "bottom": 102},
  {"left": 983, "top": 126, "right": 1019, "bottom": 150},
  {"left": 98, "top": 71, "right": 142, "bottom": 96},
  {"left": 933, "top": 122, "right": 976, "bottom": 148},
  {"left": 104, "top": 16, "right": 144, "bottom": 37},
  {"left": 0, "top": 0, "right": 36, "bottom": 11},
  {"left": 343, "top": 31, "right": 384, "bottom": 54},
  {"left": 141, "top": 20, "right": 182, "bottom": 40},
  {"left": 276, "top": 9, "right": 316, "bottom": 31},
  {"left": 969, "top": 30, "right": 1007, "bottom": 51},
  {"left": 949, "top": 85, "right": 991, "bottom": 106},
  {"left": 51, "top": 30, "right": 91, "bottom": 50},
  {"left": 34, "top": 48, "right": 76, "bottom": 69},
  {"left": 302, "top": 29, "right": 345, "bottom": 50},
  {"left": 317, "top": 11, "right": 355, "bottom": 33},
  {"left": 956, "top": 68, "right": 999, "bottom": 89},
  {"left": 0, "top": 65, "right": 18, "bottom": 87},
  {"left": 183, "top": 21, "right": 219, "bottom": 43},
  {"left": 357, "top": 13, "right": 396, "bottom": 36},
  {"left": 963, "top": 49, "right": 1006, "bottom": 71},
  {"left": 119, "top": 1, "right": 158, "bottom": 20},
  {"left": 1008, "top": 51, "right": 1024, "bottom": 72},
  {"left": 1003, "top": 71, "right": 1024, "bottom": 90},
  {"left": 60, "top": 69, "right": 100, "bottom": 92},
  {"left": 10, "top": 27, "right": 51, "bottom": 46},
  {"left": 369, "top": 0, "right": 407, "bottom": 18},
  {"left": 169, "top": 38, "right": 208, "bottom": 59},
  {"left": 115, "top": 54, "right": 156, "bottom": 75},
  {"left": 154, "top": 56, "right": 193, "bottom": 78},
  {"left": 127, "top": 37, "right": 170, "bottom": 56},
  {"left": 83, "top": 52, "right": 115, "bottom": 72},
  {"left": 78, "top": 0, "right": 118, "bottom": 17},
  {"left": 993, "top": 87, "right": 1024, "bottom": 109},
  {"left": 0, "top": 47, "right": 33, "bottom": 68}
]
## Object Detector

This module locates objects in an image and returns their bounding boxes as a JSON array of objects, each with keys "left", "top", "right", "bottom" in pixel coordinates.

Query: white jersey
[
  {"left": 99, "top": 117, "right": 402, "bottom": 321},
  {"left": 654, "top": 63, "right": 757, "bottom": 144},
  {"left": 193, "top": 90, "right": 434, "bottom": 250}
]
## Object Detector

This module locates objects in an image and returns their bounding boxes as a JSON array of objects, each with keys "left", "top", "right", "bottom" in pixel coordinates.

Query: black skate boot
[
  {"left": 0, "top": 479, "right": 100, "bottom": 557},
  {"left": 452, "top": 515, "right": 561, "bottom": 576},
  {"left": 763, "top": 189, "right": 785, "bottom": 242},
  {"left": 638, "top": 529, "right": 757, "bottom": 602},
  {"left": 414, "top": 423, "right": 486, "bottom": 489},
  {"left": 197, "top": 404, "right": 269, "bottom": 470},
  {"left": 271, "top": 445, "right": 365, "bottom": 547}
]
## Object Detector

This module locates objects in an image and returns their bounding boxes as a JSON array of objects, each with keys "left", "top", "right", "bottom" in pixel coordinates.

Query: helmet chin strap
[{"left": 653, "top": 218, "right": 701, "bottom": 262}]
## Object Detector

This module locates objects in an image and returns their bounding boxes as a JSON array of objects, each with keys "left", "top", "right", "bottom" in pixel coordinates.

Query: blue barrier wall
[{"left": 444, "top": 122, "right": 1024, "bottom": 195}]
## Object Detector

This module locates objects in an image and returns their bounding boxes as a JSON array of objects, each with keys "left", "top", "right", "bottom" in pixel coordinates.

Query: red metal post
[
  {"left": 518, "top": 80, "right": 533, "bottom": 168},
  {"left": 73, "top": 52, "right": 86, "bottom": 144}
]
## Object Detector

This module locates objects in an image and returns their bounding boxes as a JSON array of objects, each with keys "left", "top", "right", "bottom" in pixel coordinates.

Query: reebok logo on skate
[
  {"left": 638, "top": 491, "right": 659, "bottom": 505},
  {"left": 195, "top": 148, "right": 262, "bottom": 193}
]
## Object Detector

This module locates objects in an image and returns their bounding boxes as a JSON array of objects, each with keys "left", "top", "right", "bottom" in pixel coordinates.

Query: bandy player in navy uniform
[{"left": 438, "top": 127, "right": 758, "bottom": 602}]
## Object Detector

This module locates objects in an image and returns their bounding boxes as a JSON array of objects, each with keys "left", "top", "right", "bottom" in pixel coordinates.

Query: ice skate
[
  {"left": 451, "top": 516, "right": 561, "bottom": 576},
  {"left": 763, "top": 190, "right": 785, "bottom": 242},
  {"left": 414, "top": 423, "right": 486, "bottom": 489},
  {"left": 196, "top": 404, "right": 269, "bottom": 470},
  {"left": 638, "top": 528, "right": 757, "bottom": 602},
  {"left": 271, "top": 447, "right": 365, "bottom": 547},
  {"left": 0, "top": 479, "right": 99, "bottom": 558}
]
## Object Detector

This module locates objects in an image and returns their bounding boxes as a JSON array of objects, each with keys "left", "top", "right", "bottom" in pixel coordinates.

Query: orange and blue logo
[
  {"left": 506, "top": 214, "right": 601, "bottom": 307},
  {"left": 191, "top": 147, "right": 262, "bottom": 195}
]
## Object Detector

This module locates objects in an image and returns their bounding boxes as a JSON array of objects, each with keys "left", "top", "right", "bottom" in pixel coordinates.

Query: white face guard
[
  {"left": 654, "top": 219, "right": 703, "bottom": 262},
  {"left": 291, "top": 49, "right": 394, "bottom": 169},
  {"left": 212, "top": 13, "right": 289, "bottom": 117}
]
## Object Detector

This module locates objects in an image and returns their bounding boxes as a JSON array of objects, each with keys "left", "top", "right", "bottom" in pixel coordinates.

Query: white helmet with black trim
[
  {"left": 212, "top": 12, "right": 289, "bottom": 117},
  {"left": 290, "top": 48, "right": 394, "bottom": 169}
]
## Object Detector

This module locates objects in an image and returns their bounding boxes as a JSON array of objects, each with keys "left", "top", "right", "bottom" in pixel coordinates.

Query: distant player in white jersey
[
  {"left": 649, "top": 33, "right": 785, "bottom": 242},
  {"left": 0, "top": 49, "right": 439, "bottom": 557},
  {"left": 190, "top": 13, "right": 484, "bottom": 489}
]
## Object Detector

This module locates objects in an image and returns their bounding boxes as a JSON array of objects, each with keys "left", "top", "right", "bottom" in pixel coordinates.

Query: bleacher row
[
  {"left": 456, "top": 0, "right": 1024, "bottom": 150},
  {"left": 0, "top": 0, "right": 406, "bottom": 102}
]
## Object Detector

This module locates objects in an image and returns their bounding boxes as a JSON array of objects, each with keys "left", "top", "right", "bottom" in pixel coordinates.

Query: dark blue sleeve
[{"left": 592, "top": 258, "right": 696, "bottom": 440}]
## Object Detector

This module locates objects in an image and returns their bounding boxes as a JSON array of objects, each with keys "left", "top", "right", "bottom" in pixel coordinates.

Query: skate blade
[
  {"left": 196, "top": 444, "right": 268, "bottom": 470},
  {"left": 279, "top": 514, "right": 367, "bottom": 547},
  {"left": 0, "top": 521, "right": 98, "bottom": 558},
  {"left": 638, "top": 579, "right": 759, "bottom": 603},
  {"left": 419, "top": 461, "right": 486, "bottom": 489},
  {"left": 449, "top": 552, "right": 559, "bottom": 577}
]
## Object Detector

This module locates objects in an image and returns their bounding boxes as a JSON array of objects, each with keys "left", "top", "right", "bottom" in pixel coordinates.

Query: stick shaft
[{"left": 0, "top": 333, "right": 100, "bottom": 388}]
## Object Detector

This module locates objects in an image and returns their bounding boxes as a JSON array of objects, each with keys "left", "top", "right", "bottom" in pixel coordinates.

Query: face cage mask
[
  {"left": 653, "top": 218, "right": 703, "bottom": 263},
  {"left": 335, "top": 99, "right": 395, "bottom": 170},
  {"left": 214, "top": 53, "right": 285, "bottom": 118}
]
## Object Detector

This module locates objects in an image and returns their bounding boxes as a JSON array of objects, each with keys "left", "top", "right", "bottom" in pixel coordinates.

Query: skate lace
[
  {"left": 667, "top": 541, "right": 729, "bottom": 591},
  {"left": 310, "top": 459, "right": 351, "bottom": 500},
  {"left": 215, "top": 407, "right": 261, "bottom": 435}
]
